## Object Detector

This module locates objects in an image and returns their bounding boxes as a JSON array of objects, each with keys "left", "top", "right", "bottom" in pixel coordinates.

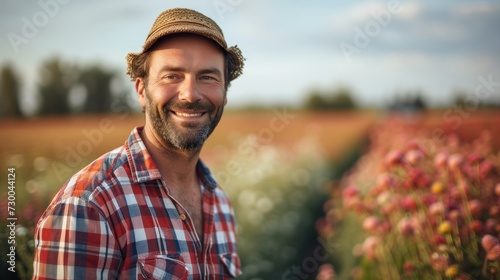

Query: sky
[{"left": 1, "top": 0, "right": 500, "bottom": 114}]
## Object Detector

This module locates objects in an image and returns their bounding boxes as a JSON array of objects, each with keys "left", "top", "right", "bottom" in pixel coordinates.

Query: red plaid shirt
[{"left": 33, "top": 127, "right": 241, "bottom": 280}]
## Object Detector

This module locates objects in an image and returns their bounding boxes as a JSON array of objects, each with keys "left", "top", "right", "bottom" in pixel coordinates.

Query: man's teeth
[{"left": 175, "top": 112, "right": 203, "bottom": 117}]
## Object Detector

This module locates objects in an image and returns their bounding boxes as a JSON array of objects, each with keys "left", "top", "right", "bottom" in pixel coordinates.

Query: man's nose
[{"left": 178, "top": 76, "right": 202, "bottom": 102}]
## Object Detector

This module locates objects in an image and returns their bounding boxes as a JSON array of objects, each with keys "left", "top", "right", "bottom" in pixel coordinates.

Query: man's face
[{"left": 140, "top": 34, "right": 227, "bottom": 151}]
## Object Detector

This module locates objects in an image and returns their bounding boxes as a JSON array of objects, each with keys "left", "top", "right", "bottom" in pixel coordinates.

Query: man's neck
[{"left": 140, "top": 125, "right": 201, "bottom": 188}]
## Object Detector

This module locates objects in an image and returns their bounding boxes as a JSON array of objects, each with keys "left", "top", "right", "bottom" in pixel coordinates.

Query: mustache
[{"left": 164, "top": 100, "right": 215, "bottom": 112}]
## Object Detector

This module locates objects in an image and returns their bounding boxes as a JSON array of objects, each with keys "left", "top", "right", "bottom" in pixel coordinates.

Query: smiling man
[{"left": 33, "top": 8, "right": 244, "bottom": 279}]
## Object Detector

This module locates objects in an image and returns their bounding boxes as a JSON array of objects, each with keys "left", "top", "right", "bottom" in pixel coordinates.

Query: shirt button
[{"left": 180, "top": 214, "right": 187, "bottom": 221}]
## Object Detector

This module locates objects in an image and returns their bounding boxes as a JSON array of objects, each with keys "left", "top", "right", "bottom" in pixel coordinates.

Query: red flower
[
  {"left": 401, "top": 196, "right": 418, "bottom": 212},
  {"left": 384, "top": 150, "right": 404, "bottom": 167},
  {"left": 466, "top": 152, "right": 483, "bottom": 165}
]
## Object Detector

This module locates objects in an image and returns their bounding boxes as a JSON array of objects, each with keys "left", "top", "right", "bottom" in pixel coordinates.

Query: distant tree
[
  {"left": 37, "top": 57, "right": 78, "bottom": 115},
  {"left": 452, "top": 91, "right": 468, "bottom": 108},
  {"left": 387, "top": 90, "right": 427, "bottom": 111},
  {"left": 328, "top": 88, "right": 356, "bottom": 110},
  {"left": 79, "top": 65, "right": 114, "bottom": 113},
  {"left": 303, "top": 87, "right": 357, "bottom": 110},
  {"left": 0, "top": 63, "right": 22, "bottom": 117},
  {"left": 453, "top": 90, "right": 499, "bottom": 109},
  {"left": 304, "top": 90, "right": 329, "bottom": 110}
]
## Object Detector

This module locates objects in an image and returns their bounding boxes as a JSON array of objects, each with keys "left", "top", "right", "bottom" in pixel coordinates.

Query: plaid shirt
[{"left": 33, "top": 127, "right": 241, "bottom": 280}]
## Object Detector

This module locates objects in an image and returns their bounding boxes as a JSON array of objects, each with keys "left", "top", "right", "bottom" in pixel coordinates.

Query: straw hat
[{"left": 126, "top": 8, "right": 244, "bottom": 82}]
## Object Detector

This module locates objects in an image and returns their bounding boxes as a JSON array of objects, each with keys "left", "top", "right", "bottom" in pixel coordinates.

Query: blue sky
[{"left": 1, "top": 0, "right": 499, "bottom": 113}]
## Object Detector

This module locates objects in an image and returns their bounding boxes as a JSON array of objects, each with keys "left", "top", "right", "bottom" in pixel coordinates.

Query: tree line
[
  {"left": 2, "top": 57, "right": 498, "bottom": 117},
  {"left": 0, "top": 57, "right": 134, "bottom": 118}
]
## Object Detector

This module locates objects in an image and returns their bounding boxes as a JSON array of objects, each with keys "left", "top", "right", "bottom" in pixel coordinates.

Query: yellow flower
[
  {"left": 444, "top": 264, "right": 459, "bottom": 278},
  {"left": 438, "top": 221, "right": 452, "bottom": 235},
  {"left": 431, "top": 182, "right": 445, "bottom": 194}
]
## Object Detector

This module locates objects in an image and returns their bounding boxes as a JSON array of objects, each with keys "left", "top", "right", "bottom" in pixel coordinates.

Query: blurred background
[{"left": 1, "top": 1, "right": 500, "bottom": 279}]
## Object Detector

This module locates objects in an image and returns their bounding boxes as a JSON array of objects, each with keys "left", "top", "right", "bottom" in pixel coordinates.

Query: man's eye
[{"left": 201, "top": 76, "right": 216, "bottom": 81}]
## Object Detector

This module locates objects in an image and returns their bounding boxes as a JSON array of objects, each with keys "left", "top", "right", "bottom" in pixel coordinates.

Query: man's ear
[{"left": 135, "top": 78, "right": 146, "bottom": 110}]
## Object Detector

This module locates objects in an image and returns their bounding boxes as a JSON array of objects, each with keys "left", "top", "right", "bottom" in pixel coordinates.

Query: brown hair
[{"left": 127, "top": 44, "right": 243, "bottom": 90}]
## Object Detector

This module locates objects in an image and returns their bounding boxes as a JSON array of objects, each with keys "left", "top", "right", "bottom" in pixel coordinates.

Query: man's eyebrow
[
  {"left": 158, "top": 66, "right": 185, "bottom": 73},
  {"left": 198, "top": 68, "right": 223, "bottom": 77},
  {"left": 157, "top": 66, "right": 222, "bottom": 77}
]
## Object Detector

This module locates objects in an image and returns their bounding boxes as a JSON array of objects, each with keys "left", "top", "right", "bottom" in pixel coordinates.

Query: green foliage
[
  {"left": 303, "top": 88, "right": 357, "bottom": 111},
  {"left": 386, "top": 91, "right": 427, "bottom": 111},
  {"left": 216, "top": 138, "right": 330, "bottom": 279},
  {"left": 0, "top": 63, "right": 22, "bottom": 118},
  {"left": 79, "top": 66, "right": 115, "bottom": 113},
  {"left": 37, "top": 57, "right": 76, "bottom": 115}
]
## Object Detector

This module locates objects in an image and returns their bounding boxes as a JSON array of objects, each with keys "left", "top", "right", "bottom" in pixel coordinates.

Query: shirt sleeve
[{"left": 33, "top": 196, "right": 122, "bottom": 280}]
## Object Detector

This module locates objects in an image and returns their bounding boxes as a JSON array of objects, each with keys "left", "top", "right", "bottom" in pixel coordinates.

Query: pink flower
[
  {"left": 470, "top": 220, "right": 483, "bottom": 234},
  {"left": 405, "top": 149, "right": 424, "bottom": 166},
  {"left": 495, "top": 183, "right": 500, "bottom": 196},
  {"left": 379, "top": 221, "right": 392, "bottom": 234},
  {"left": 397, "top": 218, "right": 415, "bottom": 236},
  {"left": 447, "top": 154, "right": 464, "bottom": 171},
  {"left": 404, "top": 168, "right": 425, "bottom": 190},
  {"left": 466, "top": 152, "right": 483, "bottom": 165},
  {"left": 479, "top": 160, "right": 494, "bottom": 179},
  {"left": 485, "top": 218, "right": 498, "bottom": 233},
  {"left": 362, "top": 236, "right": 380, "bottom": 260},
  {"left": 430, "top": 252, "right": 449, "bottom": 271},
  {"left": 434, "top": 234, "right": 447, "bottom": 245},
  {"left": 434, "top": 151, "right": 449, "bottom": 169},
  {"left": 468, "top": 199, "right": 482, "bottom": 219},
  {"left": 487, "top": 244, "right": 500, "bottom": 261},
  {"left": 362, "top": 216, "right": 380, "bottom": 233},
  {"left": 402, "top": 261, "right": 415, "bottom": 275},
  {"left": 384, "top": 150, "right": 404, "bottom": 167},
  {"left": 421, "top": 193, "right": 438, "bottom": 206},
  {"left": 381, "top": 201, "right": 398, "bottom": 216},
  {"left": 400, "top": 196, "right": 418, "bottom": 212},
  {"left": 481, "top": 234, "right": 499, "bottom": 252},
  {"left": 429, "top": 202, "right": 445, "bottom": 217},
  {"left": 489, "top": 206, "right": 500, "bottom": 217},
  {"left": 316, "top": 264, "right": 335, "bottom": 280},
  {"left": 376, "top": 173, "right": 394, "bottom": 191},
  {"left": 343, "top": 186, "right": 359, "bottom": 199}
]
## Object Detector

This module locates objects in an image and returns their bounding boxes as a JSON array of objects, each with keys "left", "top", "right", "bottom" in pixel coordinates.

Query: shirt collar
[{"left": 126, "top": 126, "right": 217, "bottom": 190}]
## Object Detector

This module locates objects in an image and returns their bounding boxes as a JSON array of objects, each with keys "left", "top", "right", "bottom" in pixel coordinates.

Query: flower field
[
  {"left": 0, "top": 110, "right": 374, "bottom": 279},
  {"left": 5, "top": 109, "right": 498, "bottom": 279},
  {"left": 319, "top": 110, "right": 500, "bottom": 280}
]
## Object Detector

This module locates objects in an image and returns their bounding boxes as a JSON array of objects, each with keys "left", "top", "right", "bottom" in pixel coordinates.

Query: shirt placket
[
  {"left": 201, "top": 188, "right": 215, "bottom": 280},
  {"left": 162, "top": 179, "right": 215, "bottom": 279}
]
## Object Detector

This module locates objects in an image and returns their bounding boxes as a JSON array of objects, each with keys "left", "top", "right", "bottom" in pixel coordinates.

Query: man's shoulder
[{"left": 59, "top": 145, "right": 131, "bottom": 202}]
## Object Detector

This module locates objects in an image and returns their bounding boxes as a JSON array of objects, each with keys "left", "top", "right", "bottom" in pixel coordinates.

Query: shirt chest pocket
[
  {"left": 220, "top": 252, "right": 242, "bottom": 278},
  {"left": 137, "top": 254, "right": 188, "bottom": 280}
]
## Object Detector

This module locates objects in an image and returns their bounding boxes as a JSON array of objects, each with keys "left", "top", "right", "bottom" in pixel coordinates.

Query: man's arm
[{"left": 33, "top": 197, "right": 122, "bottom": 280}]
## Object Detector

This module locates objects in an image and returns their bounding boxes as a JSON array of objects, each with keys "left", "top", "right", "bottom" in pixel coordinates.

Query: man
[{"left": 33, "top": 8, "right": 244, "bottom": 279}]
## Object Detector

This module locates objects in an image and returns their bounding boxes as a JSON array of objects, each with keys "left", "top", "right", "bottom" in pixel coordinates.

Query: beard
[{"left": 144, "top": 90, "right": 224, "bottom": 151}]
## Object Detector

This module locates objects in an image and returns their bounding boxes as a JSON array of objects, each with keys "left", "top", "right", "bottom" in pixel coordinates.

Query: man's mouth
[{"left": 171, "top": 111, "right": 206, "bottom": 118}]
